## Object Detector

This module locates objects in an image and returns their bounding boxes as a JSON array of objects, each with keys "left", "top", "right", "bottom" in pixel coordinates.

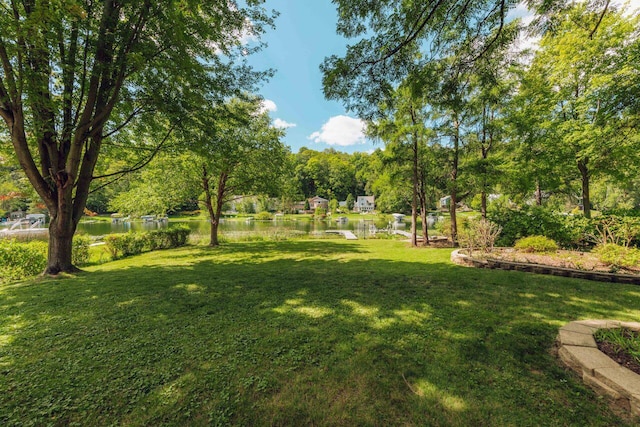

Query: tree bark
[
  {"left": 450, "top": 115, "right": 460, "bottom": 247},
  {"left": 578, "top": 159, "right": 591, "bottom": 219},
  {"left": 419, "top": 190, "right": 430, "bottom": 246},
  {"left": 46, "top": 213, "right": 79, "bottom": 274},
  {"left": 481, "top": 190, "right": 487, "bottom": 220},
  {"left": 202, "top": 164, "right": 229, "bottom": 247},
  {"left": 410, "top": 133, "right": 419, "bottom": 248}
]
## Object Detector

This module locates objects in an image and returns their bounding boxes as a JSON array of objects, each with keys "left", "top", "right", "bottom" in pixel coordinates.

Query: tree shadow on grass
[{"left": 1, "top": 240, "right": 639, "bottom": 426}]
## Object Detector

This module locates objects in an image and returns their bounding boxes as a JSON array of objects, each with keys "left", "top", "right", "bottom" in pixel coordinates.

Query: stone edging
[
  {"left": 556, "top": 320, "right": 640, "bottom": 417},
  {"left": 450, "top": 249, "right": 640, "bottom": 285}
]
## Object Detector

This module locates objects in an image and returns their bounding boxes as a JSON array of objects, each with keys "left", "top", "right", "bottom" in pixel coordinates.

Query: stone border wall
[
  {"left": 557, "top": 320, "right": 640, "bottom": 418},
  {"left": 450, "top": 249, "right": 640, "bottom": 285}
]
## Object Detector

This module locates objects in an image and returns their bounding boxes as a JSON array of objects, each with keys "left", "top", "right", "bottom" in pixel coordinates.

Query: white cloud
[
  {"left": 506, "top": 2, "right": 536, "bottom": 26},
  {"left": 260, "top": 99, "right": 277, "bottom": 113},
  {"left": 308, "top": 115, "right": 366, "bottom": 147},
  {"left": 616, "top": 0, "right": 640, "bottom": 14},
  {"left": 273, "top": 118, "right": 297, "bottom": 129}
]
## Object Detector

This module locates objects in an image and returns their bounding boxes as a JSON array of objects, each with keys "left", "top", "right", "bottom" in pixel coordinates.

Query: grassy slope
[{"left": 1, "top": 240, "right": 639, "bottom": 426}]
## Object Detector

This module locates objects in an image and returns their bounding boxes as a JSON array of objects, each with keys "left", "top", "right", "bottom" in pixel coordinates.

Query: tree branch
[
  {"left": 589, "top": 0, "right": 610, "bottom": 39},
  {"left": 0, "top": 37, "right": 18, "bottom": 100},
  {"left": 362, "top": 0, "right": 446, "bottom": 67},
  {"left": 468, "top": 0, "right": 506, "bottom": 64},
  {"left": 102, "top": 106, "right": 149, "bottom": 139},
  {"left": 90, "top": 124, "right": 175, "bottom": 190}
]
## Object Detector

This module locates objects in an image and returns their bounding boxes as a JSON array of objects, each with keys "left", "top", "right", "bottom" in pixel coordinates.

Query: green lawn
[{"left": 1, "top": 239, "right": 639, "bottom": 426}]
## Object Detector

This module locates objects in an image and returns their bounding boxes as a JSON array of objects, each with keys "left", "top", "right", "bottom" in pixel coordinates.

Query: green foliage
[
  {"left": 0, "top": 239, "right": 47, "bottom": 283},
  {"left": 108, "top": 154, "right": 202, "bottom": 217},
  {"left": 593, "top": 244, "right": 640, "bottom": 270},
  {"left": 489, "top": 206, "right": 593, "bottom": 248},
  {"left": 146, "top": 226, "right": 191, "bottom": 250},
  {"left": 104, "top": 227, "right": 190, "bottom": 259},
  {"left": 345, "top": 193, "right": 355, "bottom": 210},
  {"left": 254, "top": 211, "right": 273, "bottom": 221},
  {"left": 0, "top": 0, "right": 275, "bottom": 272},
  {"left": 314, "top": 207, "right": 327, "bottom": 219},
  {"left": 104, "top": 233, "right": 148, "bottom": 259},
  {"left": 329, "top": 198, "right": 338, "bottom": 213},
  {"left": 515, "top": 6, "right": 640, "bottom": 219},
  {"left": 240, "top": 198, "right": 257, "bottom": 214},
  {"left": 591, "top": 215, "right": 640, "bottom": 248},
  {"left": 435, "top": 216, "right": 469, "bottom": 239},
  {"left": 514, "top": 236, "right": 559, "bottom": 253},
  {"left": 0, "top": 234, "right": 89, "bottom": 282},
  {"left": 594, "top": 328, "right": 640, "bottom": 366},
  {"left": 72, "top": 234, "right": 92, "bottom": 266}
]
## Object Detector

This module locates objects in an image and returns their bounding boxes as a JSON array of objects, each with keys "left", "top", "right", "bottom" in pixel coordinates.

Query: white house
[
  {"left": 354, "top": 196, "right": 375, "bottom": 213},
  {"left": 439, "top": 195, "right": 451, "bottom": 209}
]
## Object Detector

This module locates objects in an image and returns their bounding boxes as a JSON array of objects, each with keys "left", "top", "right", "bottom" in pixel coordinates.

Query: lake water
[{"left": 75, "top": 217, "right": 401, "bottom": 238}]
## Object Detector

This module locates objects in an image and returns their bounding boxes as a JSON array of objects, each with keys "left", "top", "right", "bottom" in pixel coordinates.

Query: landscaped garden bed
[{"left": 451, "top": 248, "right": 640, "bottom": 285}]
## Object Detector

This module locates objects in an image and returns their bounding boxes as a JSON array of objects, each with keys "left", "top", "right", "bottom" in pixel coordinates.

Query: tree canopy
[{"left": 0, "top": 0, "right": 275, "bottom": 272}]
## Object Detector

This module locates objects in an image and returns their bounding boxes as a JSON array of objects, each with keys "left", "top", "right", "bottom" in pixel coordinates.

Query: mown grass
[{"left": 1, "top": 239, "right": 640, "bottom": 426}]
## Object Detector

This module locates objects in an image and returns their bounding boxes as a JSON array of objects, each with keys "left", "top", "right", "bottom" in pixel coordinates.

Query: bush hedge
[
  {"left": 489, "top": 206, "right": 592, "bottom": 248},
  {"left": 104, "top": 225, "right": 190, "bottom": 259},
  {"left": 254, "top": 211, "right": 273, "bottom": 221},
  {"left": 593, "top": 244, "right": 640, "bottom": 270},
  {"left": 514, "top": 235, "right": 559, "bottom": 253},
  {"left": 0, "top": 239, "right": 47, "bottom": 284},
  {"left": 0, "top": 235, "right": 93, "bottom": 284}
]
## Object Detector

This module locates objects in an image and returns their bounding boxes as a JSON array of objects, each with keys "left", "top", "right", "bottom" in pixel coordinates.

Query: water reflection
[{"left": 76, "top": 217, "right": 395, "bottom": 238}]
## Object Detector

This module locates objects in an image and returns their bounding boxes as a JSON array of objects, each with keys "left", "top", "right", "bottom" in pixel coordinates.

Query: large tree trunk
[
  {"left": 578, "top": 159, "right": 591, "bottom": 219},
  {"left": 202, "top": 165, "right": 228, "bottom": 247},
  {"left": 46, "top": 212, "right": 79, "bottom": 274}
]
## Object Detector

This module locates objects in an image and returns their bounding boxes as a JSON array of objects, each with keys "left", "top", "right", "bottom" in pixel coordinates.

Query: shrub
[
  {"left": 590, "top": 215, "right": 640, "bottom": 248},
  {"left": 0, "top": 239, "right": 48, "bottom": 283},
  {"left": 104, "top": 226, "right": 191, "bottom": 259},
  {"left": 514, "top": 235, "right": 559, "bottom": 253},
  {"left": 147, "top": 226, "right": 191, "bottom": 249},
  {"left": 435, "top": 216, "right": 469, "bottom": 240},
  {"left": 489, "top": 205, "right": 593, "bottom": 249},
  {"left": 458, "top": 218, "right": 502, "bottom": 255},
  {"left": 104, "top": 233, "right": 147, "bottom": 259},
  {"left": 254, "top": 211, "right": 273, "bottom": 221},
  {"left": 593, "top": 244, "right": 640, "bottom": 270},
  {"left": 72, "top": 234, "right": 92, "bottom": 266}
]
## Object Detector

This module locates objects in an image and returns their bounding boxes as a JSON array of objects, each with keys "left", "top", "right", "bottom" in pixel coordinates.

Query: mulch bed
[{"left": 595, "top": 329, "right": 640, "bottom": 376}]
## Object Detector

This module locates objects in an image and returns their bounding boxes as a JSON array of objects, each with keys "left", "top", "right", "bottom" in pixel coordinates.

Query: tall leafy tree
[
  {"left": 463, "top": 31, "right": 516, "bottom": 218},
  {"left": 190, "top": 98, "right": 288, "bottom": 247},
  {"left": 0, "top": 0, "right": 274, "bottom": 273},
  {"left": 322, "top": 0, "right": 517, "bottom": 120},
  {"left": 107, "top": 153, "right": 200, "bottom": 216},
  {"left": 523, "top": 5, "right": 639, "bottom": 218},
  {"left": 367, "top": 84, "right": 434, "bottom": 246}
]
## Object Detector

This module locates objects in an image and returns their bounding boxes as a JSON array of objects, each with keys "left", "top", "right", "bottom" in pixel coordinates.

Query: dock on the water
[{"left": 325, "top": 230, "right": 358, "bottom": 240}]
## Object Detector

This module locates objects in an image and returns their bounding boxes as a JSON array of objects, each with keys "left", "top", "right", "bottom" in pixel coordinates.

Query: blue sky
[
  {"left": 247, "top": 0, "right": 640, "bottom": 154},
  {"left": 246, "top": 0, "right": 373, "bottom": 154}
]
